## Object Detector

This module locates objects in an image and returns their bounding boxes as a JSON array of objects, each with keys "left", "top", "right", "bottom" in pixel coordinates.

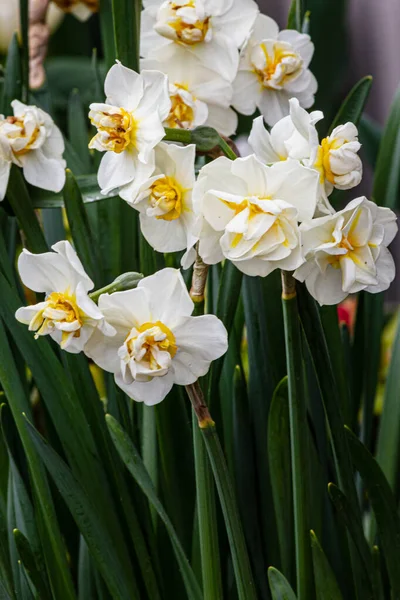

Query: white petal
[
  {"left": 278, "top": 30, "right": 314, "bottom": 66},
  {"left": 266, "top": 160, "right": 319, "bottom": 222},
  {"left": 84, "top": 326, "right": 127, "bottom": 373},
  {"left": 52, "top": 240, "right": 94, "bottom": 291},
  {"left": 115, "top": 371, "right": 175, "bottom": 405},
  {"left": 206, "top": 105, "right": 238, "bottom": 137},
  {"left": 216, "top": 0, "right": 259, "bottom": 47},
  {"left": 0, "top": 154, "right": 11, "bottom": 201},
  {"left": 138, "top": 268, "right": 194, "bottom": 325},
  {"left": 20, "top": 150, "right": 66, "bottom": 192},
  {"left": 258, "top": 89, "right": 290, "bottom": 126},
  {"left": 250, "top": 13, "right": 279, "bottom": 42},
  {"left": 300, "top": 265, "right": 348, "bottom": 306},
  {"left": 17, "top": 247, "right": 71, "bottom": 293},
  {"left": 139, "top": 70, "right": 171, "bottom": 121},
  {"left": 366, "top": 246, "right": 396, "bottom": 294},
  {"left": 98, "top": 287, "right": 152, "bottom": 331},
  {"left": 104, "top": 62, "right": 144, "bottom": 111},
  {"left": 139, "top": 213, "right": 187, "bottom": 252},
  {"left": 97, "top": 150, "right": 138, "bottom": 194},
  {"left": 248, "top": 116, "right": 282, "bottom": 163},
  {"left": 232, "top": 71, "right": 261, "bottom": 115},
  {"left": 188, "top": 34, "right": 239, "bottom": 82}
]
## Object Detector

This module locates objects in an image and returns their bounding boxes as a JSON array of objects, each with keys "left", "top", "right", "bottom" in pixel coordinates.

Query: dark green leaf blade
[
  {"left": 310, "top": 530, "right": 344, "bottom": 600},
  {"left": 328, "top": 76, "right": 373, "bottom": 133},
  {"left": 268, "top": 566, "right": 297, "bottom": 600}
]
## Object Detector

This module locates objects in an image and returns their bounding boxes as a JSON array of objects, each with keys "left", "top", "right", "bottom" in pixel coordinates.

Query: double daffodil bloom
[
  {"left": 119, "top": 142, "right": 198, "bottom": 255},
  {"left": 15, "top": 241, "right": 115, "bottom": 353},
  {"left": 294, "top": 197, "right": 398, "bottom": 305},
  {"left": 0, "top": 100, "right": 66, "bottom": 200},
  {"left": 85, "top": 268, "right": 228, "bottom": 405},
  {"left": 141, "top": 45, "right": 237, "bottom": 136},
  {"left": 141, "top": 0, "right": 259, "bottom": 82},
  {"left": 189, "top": 154, "right": 320, "bottom": 276},
  {"left": 233, "top": 15, "right": 317, "bottom": 125},
  {"left": 89, "top": 61, "right": 171, "bottom": 195}
]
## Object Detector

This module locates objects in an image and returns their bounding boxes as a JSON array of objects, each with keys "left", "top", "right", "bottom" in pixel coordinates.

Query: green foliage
[{"left": 0, "top": 1, "right": 399, "bottom": 599}]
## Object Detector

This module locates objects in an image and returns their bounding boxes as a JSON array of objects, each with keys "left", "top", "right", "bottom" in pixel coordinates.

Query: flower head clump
[
  {"left": 0, "top": 100, "right": 66, "bottom": 200},
  {"left": 141, "top": 46, "right": 237, "bottom": 136},
  {"left": 141, "top": 0, "right": 259, "bottom": 82},
  {"left": 85, "top": 268, "right": 228, "bottom": 405},
  {"left": 189, "top": 154, "right": 319, "bottom": 276},
  {"left": 294, "top": 198, "right": 398, "bottom": 305},
  {"left": 120, "top": 142, "right": 198, "bottom": 254},
  {"left": 89, "top": 61, "right": 171, "bottom": 195},
  {"left": 233, "top": 14, "right": 317, "bottom": 125},
  {"left": 52, "top": 0, "right": 98, "bottom": 21},
  {"left": 15, "top": 241, "right": 115, "bottom": 353},
  {"left": 249, "top": 98, "right": 363, "bottom": 215}
]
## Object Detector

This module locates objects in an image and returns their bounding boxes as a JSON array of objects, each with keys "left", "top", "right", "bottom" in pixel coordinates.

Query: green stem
[
  {"left": 163, "top": 128, "right": 192, "bottom": 145},
  {"left": 281, "top": 271, "right": 312, "bottom": 600},
  {"left": 218, "top": 137, "right": 237, "bottom": 161},
  {"left": 89, "top": 272, "right": 143, "bottom": 303},
  {"left": 187, "top": 382, "right": 257, "bottom": 600}
]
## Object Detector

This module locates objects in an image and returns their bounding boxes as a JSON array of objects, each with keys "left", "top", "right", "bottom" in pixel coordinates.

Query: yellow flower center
[
  {"left": 255, "top": 42, "right": 303, "bottom": 89},
  {"left": 165, "top": 86, "right": 195, "bottom": 129},
  {"left": 90, "top": 108, "right": 137, "bottom": 154},
  {"left": 31, "top": 292, "right": 82, "bottom": 346},
  {"left": 6, "top": 116, "right": 40, "bottom": 156},
  {"left": 126, "top": 321, "right": 177, "bottom": 371},
  {"left": 168, "top": 2, "right": 210, "bottom": 45},
  {"left": 150, "top": 176, "right": 183, "bottom": 221},
  {"left": 314, "top": 137, "right": 343, "bottom": 184}
]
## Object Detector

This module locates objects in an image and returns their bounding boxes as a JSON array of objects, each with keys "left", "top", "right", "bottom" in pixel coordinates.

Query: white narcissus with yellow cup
[{"left": 85, "top": 268, "right": 228, "bottom": 405}]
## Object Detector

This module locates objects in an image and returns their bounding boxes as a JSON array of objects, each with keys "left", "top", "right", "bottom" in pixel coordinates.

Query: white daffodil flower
[
  {"left": 249, "top": 98, "right": 323, "bottom": 164},
  {"left": 233, "top": 14, "right": 317, "bottom": 126},
  {"left": 89, "top": 61, "right": 171, "bottom": 195},
  {"left": 294, "top": 197, "right": 398, "bottom": 306},
  {"left": 119, "top": 142, "right": 198, "bottom": 254},
  {"left": 52, "top": 0, "right": 98, "bottom": 22},
  {"left": 310, "top": 122, "right": 363, "bottom": 197},
  {"left": 0, "top": 100, "right": 66, "bottom": 199},
  {"left": 15, "top": 241, "right": 115, "bottom": 353},
  {"left": 141, "top": 0, "right": 259, "bottom": 82},
  {"left": 190, "top": 154, "right": 320, "bottom": 277},
  {"left": 141, "top": 46, "right": 237, "bottom": 136},
  {"left": 85, "top": 268, "right": 228, "bottom": 405},
  {"left": 248, "top": 99, "right": 363, "bottom": 215}
]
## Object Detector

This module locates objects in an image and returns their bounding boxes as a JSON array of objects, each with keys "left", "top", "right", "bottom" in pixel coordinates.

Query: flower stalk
[{"left": 281, "top": 270, "right": 312, "bottom": 600}]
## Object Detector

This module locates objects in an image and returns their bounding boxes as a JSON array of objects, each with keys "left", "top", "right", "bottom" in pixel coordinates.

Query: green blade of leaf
[
  {"left": 328, "top": 76, "right": 373, "bottom": 133},
  {"left": 67, "top": 89, "right": 92, "bottom": 173},
  {"left": 25, "top": 418, "right": 140, "bottom": 600},
  {"left": 0, "top": 320, "right": 75, "bottom": 599},
  {"left": 112, "top": 0, "right": 140, "bottom": 70},
  {"left": 13, "top": 529, "right": 51, "bottom": 600},
  {"left": 268, "top": 566, "right": 297, "bottom": 600},
  {"left": 1, "top": 33, "right": 22, "bottom": 113},
  {"left": 327, "top": 483, "right": 375, "bottom": 598},
  {"left": 63, "top": 169, "right": 100, "bottom": 284},
  {"left": 281, "top": 276, "right": 312, "bottom": 600},
  {"left": 310, "top": 530, "right": 344, "bottom": 600},
  {"left": 373, "top": 82, "right": 400, "bottom": 209},
  {"left": 78, "top": 537, "right": 96, "bottom": 600},
  {"left": 18, "top": 0, "right": 29, "bottom": 103},
  {"left": 105, "top": 413, "right": 203, "bottom": 600},
  {"left": 268, "top": 376, "right": 294, "bottom": 584},
  {"left": 345, "top": 427, "right": 400, "bottom": 596}
]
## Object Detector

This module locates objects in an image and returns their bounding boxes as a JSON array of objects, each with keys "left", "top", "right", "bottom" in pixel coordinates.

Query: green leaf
[
  {"left": 78, "top": 537, "right": 96, "bottom": 600},
  {"left": 268, "top": 566, "right": 297, "bottom": 600},
  {"left": 281, "top": 275, "right": 312, "bottom": 600},
  {"left": 67, "top": 89, "right": 92, "bottom": 173},
  {"left": 19, "top": 0, "right": 29, "bottom": 103},
  {"left": 375, "top": 313, "right": 400, "bottom": 491},
  {"left": 345, "top": 427, "right": 400, "bottom": 597},
  {"left": 191, "top": 127, "right": 221, "bottom": 152},
  {"left": 6, "top": 166, "right": 47, "bottom": 253},
  {"left": 0, "top": 319, "right": 75, "bottom": 599},
  {"left": 373, "top": 82, "right": 400, "bottom": 209},
  {"left": 310, "top": 530, "right": 344, "bottom": 600},
  {"left": 1, "top": 33, "right": 22, "bottom": 113},
  {"left": 327, "top": 483, "right": 375, "bottom": 598},
  {"left": 25, "top": 418, "right": 140, "bottom": 600},
  {"left": 328, "top": 76, "right": 373, "bottom": 133},
  {"left": 63, "top": 169, "right": 100, "bottom": 284},
  {"left": 105, "top": 413, "right": 203, "bottom": 600},
  {"left": 287, "top": 0, "right": 297, "bottom": 29},
  {"left": 99, "top": 0, "right": 116, "bottom": 70},
  {"left": 268, "top": 377, "right": 294, "bottom": 583},
  {"left": 13, "top": 530, "right": 51, "bottom": 600},
  {"left": 112, "top": 0, "right": 140, "bottom": 70}
]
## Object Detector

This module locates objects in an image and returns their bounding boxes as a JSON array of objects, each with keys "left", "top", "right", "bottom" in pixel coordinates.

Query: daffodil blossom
[
  {"left": 248, "top": 98, "right": 363, "bottom": 214},
  {"left": 0, "top": 100, "right": 66, "bottom": 199},
  {"left": 85, "top": 268, "right": 228, "bottom": 405},
  {"left": 15, "top": 241, "right": 115, "bottom": 353},
  {"left": 89, "top": 61, "right": 171, "bottom": 195},
  {"left": 141, "top": 0, "right": 259, "bottom": 82},
  {"left": 52, "top": 0, "right": 98, "bottom": 21},
  {"left": 189, "top": 154, "right": 320, "bottom": 276},
  {"left": 119, "top": 142, "right": 198, "bottom": 254},
  {"left": 233, "top": 14, "right": 317, "bottom": 125},
  {"left": 141, "top": 46, "right": 237, "bottom": 136},
  {"left": 294, "top": 197, "right": 398, "bottom": 306}
]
